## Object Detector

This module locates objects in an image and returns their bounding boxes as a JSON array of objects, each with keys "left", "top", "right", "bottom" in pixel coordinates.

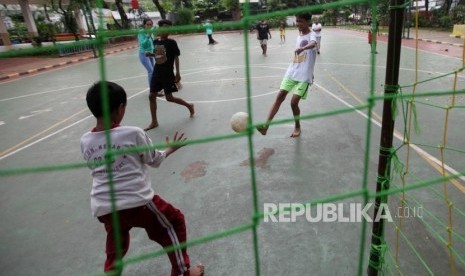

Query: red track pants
[{"left": 98, "top": 195, "right": 191, "bottom": 275}]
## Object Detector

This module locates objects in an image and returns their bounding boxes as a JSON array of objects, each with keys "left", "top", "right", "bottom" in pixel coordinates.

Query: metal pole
[{"left": 367, "top": 0, "right": 406, "bottom": 274}]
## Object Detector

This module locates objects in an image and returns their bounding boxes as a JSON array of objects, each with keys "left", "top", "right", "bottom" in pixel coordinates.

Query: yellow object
[{"left": 451, "top": 24, "right": 465, "bottom": 38}]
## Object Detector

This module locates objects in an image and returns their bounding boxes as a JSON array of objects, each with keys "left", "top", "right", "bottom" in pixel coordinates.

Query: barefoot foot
[
  {"left": 290, "top": 128, "right": 301, "bottom": 138},
  {"left": 189, "top": 264, "right": 205, "bottom": 276},
  {"left": 256, "top": 125, "right": 268, "bottom": 136},
  {"left": 144, "top": 123, "right": 159, "bottom": 131},
  {"left": 188, "top": 103, "right": 195, "bottom": 118}
]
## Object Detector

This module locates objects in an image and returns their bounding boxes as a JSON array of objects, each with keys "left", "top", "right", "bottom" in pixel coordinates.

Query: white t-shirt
[
  {"left": 284, "top": 32, "right": 317, "bottom": 83},
  {"left": 312, "top": 23, "right": 322, "bottom": 37},
  {"left": 80, "top": 126, "right": 166, "bottom": 217}
]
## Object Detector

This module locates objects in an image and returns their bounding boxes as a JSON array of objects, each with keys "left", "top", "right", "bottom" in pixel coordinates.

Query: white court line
[
  {"left": 0, "top": 75, "right": 143, "bottom": 102},
  {"left": 0, "top": 88, "right": 148, "bottom": 161},
  {"left": 1, "top": 66, "right": 463, "bottom": 185},
  {"left": 2, "top": 62, "right": 462, "bottom": 103}
]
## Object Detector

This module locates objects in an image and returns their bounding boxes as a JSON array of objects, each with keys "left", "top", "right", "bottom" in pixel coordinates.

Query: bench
[{"left": 54, "top": 33, "right": 76, "bottom": 42}]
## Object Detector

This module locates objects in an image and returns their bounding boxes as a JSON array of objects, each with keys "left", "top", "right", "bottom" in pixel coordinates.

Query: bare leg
[
  {"left": 144, "top": 93, "right": 159, "bottom": 131},
  {"left": 263, "top": 44, "right": 268, "bottom": 56},
  {"left": 290, "top": 94, "right": 302, "bottom": 138},
  {"left": 165, "top": 94, "right": 195, "bottom": 118},
  {"left": 257, "top": 90, "right": 288, "bottom": 135}
]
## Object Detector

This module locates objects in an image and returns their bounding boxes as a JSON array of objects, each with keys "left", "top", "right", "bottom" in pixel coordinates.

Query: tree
[
  {"left": 49, "top": 0, "right": 82, "bottom": 40},
  {"left": 193, "top": 0, "right": 222, "bottom": 20},
  {"left": 177, "top": 7, "right": 194, "bottom": 24},
  {"left": 115, "top": 0, "right": 130, "bottom": 28},
  {"left": 152, "top": 0, "right": 167, "bottom": 19},
  {"left": 444, "top": 0, "right": 453, "bottom": 14},
  {"left": 222, "top": 0, "right": 240, "bottom": 20}
]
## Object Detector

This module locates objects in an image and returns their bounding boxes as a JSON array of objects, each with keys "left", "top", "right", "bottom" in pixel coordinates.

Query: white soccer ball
[{"left": 230, "top": 112, "right": 249, "bottom": 133}]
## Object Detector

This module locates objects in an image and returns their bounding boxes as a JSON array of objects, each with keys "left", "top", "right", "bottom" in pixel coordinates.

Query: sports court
[{"left": 1, "top": 26, "right": 464, "bottom": 275}]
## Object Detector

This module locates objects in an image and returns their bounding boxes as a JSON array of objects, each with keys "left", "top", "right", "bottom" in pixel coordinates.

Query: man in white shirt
[
  {"left": 257, "top": 13, "right": 317, "bottom": 138},
  {"left": 312, "top": 17, "right": 322, "bottom": 54}
]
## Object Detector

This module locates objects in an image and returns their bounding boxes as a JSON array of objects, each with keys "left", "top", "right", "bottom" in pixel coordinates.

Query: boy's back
[
  {"left": 80, "top": 125, "right": 165, "bottom": 217},
  {"left": 81, "top": 81, "right": 204, "bottom": 275}
]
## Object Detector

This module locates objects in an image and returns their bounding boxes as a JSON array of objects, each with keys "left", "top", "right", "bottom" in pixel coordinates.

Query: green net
[{"left": 1, "top": 0, "right": 465, "bottom": 275}]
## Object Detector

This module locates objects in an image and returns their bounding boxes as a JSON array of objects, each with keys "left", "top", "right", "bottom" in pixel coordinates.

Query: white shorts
[{"left": 259, "top": 39, "right": 268, "bottom": 46}]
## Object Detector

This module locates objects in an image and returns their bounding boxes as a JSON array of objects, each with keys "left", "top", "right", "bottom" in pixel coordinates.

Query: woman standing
[{"left": 138, "top": 18, "right": 155, "bottom": 86}]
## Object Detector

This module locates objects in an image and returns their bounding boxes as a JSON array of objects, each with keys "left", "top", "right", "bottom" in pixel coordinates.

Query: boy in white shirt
[
  {"left": 80, "top": 81, "right": 204, "bottom": 276},
  {"left": 257, "top": 13, "right": 317, "bottom": 138},
  {"left": 311, "top": 17, "right": 322, "bottom": 54}
]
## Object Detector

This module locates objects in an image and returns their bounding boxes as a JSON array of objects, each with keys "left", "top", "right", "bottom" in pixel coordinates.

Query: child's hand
[
  {"left": 295, "top": 48, "right": 304, "bottom": 55},
  {"left": 164, "top": 131, "right": 187, "bottom": 156},
  {"left": 175, "top": 73, "right": 181, "bottom": 83}
]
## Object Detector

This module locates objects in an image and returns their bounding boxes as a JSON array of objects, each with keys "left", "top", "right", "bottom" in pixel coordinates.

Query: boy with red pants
[{"left": 81, "top": 81, "right": 204, "bottom": 276}]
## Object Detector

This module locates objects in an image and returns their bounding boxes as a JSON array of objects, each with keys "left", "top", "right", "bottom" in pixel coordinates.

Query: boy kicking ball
[
  {"left": 80, "top": 81, "right": 204, "bottom": 276},
  {"left": 257, "top": 12, "right": 317, "bottom": 138}
]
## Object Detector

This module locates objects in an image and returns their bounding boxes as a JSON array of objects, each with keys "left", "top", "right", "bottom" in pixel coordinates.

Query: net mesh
[{"left": 0, "top": 0, "right": 464, "bottom": 275}]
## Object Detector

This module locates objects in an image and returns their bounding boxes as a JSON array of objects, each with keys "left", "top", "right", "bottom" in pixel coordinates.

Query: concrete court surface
[{"left": 0, "top": 28, "right": 465, "bottom": 275}]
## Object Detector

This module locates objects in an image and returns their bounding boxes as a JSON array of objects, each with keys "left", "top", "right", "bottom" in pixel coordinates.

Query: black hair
[
  {"left": 142, "top": 18, "right": 153, "bottom": 26},
  {"left": 296, "top": 12, "right": 312, "bottom": 22},
  {"left": 86, "top": 81, "right": 127, "bottom": 118},
  {"left": 158, "top": 19, "right": 173, "bottom": 26}
]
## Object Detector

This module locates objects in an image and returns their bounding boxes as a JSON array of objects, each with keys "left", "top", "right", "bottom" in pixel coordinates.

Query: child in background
[
  {"left": 279, "top": 22, "right": 286, "bottom": 43},
  {"left": 144, "top": 19, "right": 195, "bottom": 131}
]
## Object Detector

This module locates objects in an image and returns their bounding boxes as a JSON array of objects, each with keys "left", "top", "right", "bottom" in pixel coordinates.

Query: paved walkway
[
  {"left": 0, "top": 40, "right": 138, "bottom": 81},
  {"left": 0, "top": 28, "right": 463, "bottom": 82},
  {"left": 358, "top": 26, "right": 465, "bottom": 46},
  {"left": 410, "top": 28, "right": 465, "bottom": 46}
]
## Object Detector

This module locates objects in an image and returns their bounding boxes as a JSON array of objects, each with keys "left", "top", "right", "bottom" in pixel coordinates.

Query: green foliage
[
  {"left": 32, "top": 36, "right": 42, "bottom": 47},
  {"left": 450, "top": 5, "right": 465, "bottom": 24},
  {"left": 138, "top": 0, "right": 157, "bottom": 11},
  {"left": 377, "top": 0, "right": 389, "bottom": 25},
  {"left": 7, "top": 22, "right": 29, "bottom": 43},
  {"left": 266, "top": 17, "right": 287, "bottom": 28},
  {"left": 176, "top": 8, "right": 194, "bottom": 25},
  {"left": 222, "top": 0, "right": 239, "bottom": 11},
  {"left": 321, "top": 9, "right": 338, "bottom": 26},
  {"left": 36, "top": 21, "right": 60, "bottom": 42},
  {"left": 439, "top": 15, "right": 452, "bottom": 29},
  {"left": 193, "top": 0, "right": 222, "bottom": 20},
  {"left": 162, "top": 0, "right": 175, "bottom": 12},
  {"left": 61, "top": 12, "right": 79, "bottom": 37},
  {"left": 417, "top": 13, "right": 431, "bottom": 27}
]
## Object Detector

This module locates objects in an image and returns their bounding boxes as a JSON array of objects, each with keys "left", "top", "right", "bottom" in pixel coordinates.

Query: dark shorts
[{"left": 150, "top": 78, "right": 178, "bottom": 95}]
